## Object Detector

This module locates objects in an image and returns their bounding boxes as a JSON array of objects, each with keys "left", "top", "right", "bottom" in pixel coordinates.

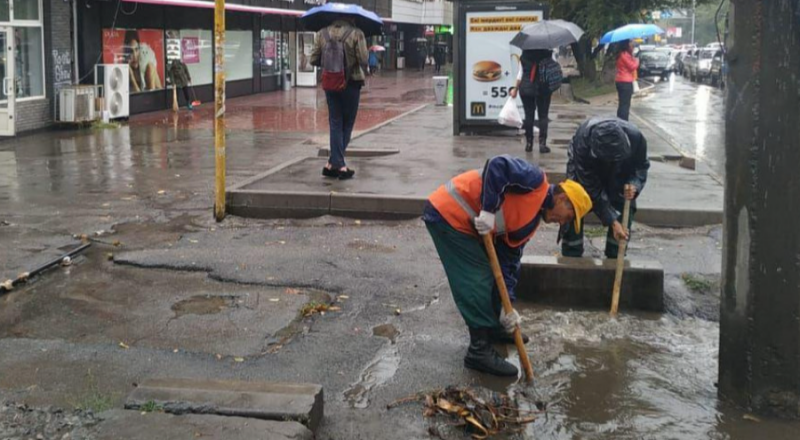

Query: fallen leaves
[
  {"left": 1, "top": 280, "right": 13, "bottom": 291},
  {"left": 233, "top": 357, "right": 244, "bottom": 363},
  {"left": 285, "top": 288, "right": 301, "bottom": 295},
  {"left": 300, "top": 301, "right": 330, "bottom": 317},
  {"left": 388, "top": 386, "right": 539, "bottom": 439},
  {"left": 119, "top": 342, "right": 130, "bottom": 349}
]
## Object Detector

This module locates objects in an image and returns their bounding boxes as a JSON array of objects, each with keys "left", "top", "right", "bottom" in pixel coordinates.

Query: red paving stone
[{"left": 129, "top": 70, "right": 440, "bottom": 134}]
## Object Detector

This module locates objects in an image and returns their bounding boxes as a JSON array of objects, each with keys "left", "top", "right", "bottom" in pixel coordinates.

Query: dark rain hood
[{"left": 566, "top": 118, "right": 650, "bottom": 226}]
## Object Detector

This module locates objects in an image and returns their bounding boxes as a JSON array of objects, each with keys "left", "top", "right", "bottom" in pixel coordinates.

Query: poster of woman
[{"left": 102, "top": 29, "right": 165, "bottom": 93}]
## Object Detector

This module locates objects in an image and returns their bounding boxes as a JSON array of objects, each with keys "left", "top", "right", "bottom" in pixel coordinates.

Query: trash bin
[
  {"left": 283, "top": 69, "right": 292, "bottom": 91},
  {"left": 433, "top": 76, "right": 449, "bottom": 106}
]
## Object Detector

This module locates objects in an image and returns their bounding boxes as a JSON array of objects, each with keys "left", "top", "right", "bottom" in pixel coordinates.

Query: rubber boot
[
  {"left": 464, "top": 328, "right": 519, "bottom": 377},
  {"left": 525, "top": 138, "right": 533, "bottom": 153},
  {"left": 488, "top": 327, "right": 530, "bottom": 344},
  {"left": 539, "top": 137, "right": 551, "bottom": 154}
]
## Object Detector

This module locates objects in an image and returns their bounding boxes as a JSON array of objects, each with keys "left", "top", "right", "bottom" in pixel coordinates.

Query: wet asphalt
[
  {"left": 2, "top": 71, "right": 797, "bottom": 438},
  {"left": 633, "top": 73, "right": 726, "bottom": 179}
]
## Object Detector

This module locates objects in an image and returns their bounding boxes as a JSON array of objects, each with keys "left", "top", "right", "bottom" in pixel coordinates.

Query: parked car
[
  {"left": 692, "top": 48, "right": 717, "bottom": 82},
  {"left": 637, "top": 50, "right": 673, "bottom": 80},
  {"left": 709, "top": 50, "right": 726, "bottom": 88},
  {"left": 674, "top": 50, "right": 689, "bottom": 75},
  {"left": 682, "top": 49, "right": 699, "bottom": 79}
]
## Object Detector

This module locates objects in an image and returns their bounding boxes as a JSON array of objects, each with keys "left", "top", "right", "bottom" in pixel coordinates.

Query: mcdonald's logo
[{"left": 471, "top": 102, "right": 486, "bottom": 117}]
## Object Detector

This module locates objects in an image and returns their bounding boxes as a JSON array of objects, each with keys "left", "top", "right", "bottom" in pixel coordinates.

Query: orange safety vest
[{"left": 428, "top": 169, "right": 550, "bottom": 248}]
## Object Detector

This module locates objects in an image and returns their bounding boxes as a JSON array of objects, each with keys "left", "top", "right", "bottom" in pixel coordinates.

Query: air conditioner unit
[
  {"left": 95, "top": 64, "right": 130, "bottom": 119},
  {"left": 58, "top": 86, "right": 96, "bottom": 122}
]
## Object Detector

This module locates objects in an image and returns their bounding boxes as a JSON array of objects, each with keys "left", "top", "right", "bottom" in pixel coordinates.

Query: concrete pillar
[{"left": 719, "top": 1, "right": 800, "bottom": 417}]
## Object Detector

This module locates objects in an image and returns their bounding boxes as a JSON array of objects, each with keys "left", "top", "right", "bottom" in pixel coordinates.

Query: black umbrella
[
  {"left": 301, "top": 3, "right": 384, "bottom": 37},
  {"left": 510, "top": 20, "right": 584, "bottom": 50}
]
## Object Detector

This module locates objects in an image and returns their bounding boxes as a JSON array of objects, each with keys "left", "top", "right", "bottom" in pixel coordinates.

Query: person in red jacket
[{"left": 615, "top": 40, "right": 639, "bottom": 121}]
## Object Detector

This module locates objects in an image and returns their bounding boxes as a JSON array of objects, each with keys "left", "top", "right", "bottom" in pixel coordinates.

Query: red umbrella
[{"left": 369, "top": 45, "right": 386, "bottom": 52}]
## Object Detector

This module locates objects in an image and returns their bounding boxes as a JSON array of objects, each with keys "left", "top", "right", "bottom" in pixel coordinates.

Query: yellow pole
[{"left": 213, "top": 0, "right": 226, "bottom": 222}]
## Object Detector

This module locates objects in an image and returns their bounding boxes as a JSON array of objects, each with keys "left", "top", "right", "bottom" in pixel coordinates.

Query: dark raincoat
[{"left": 566, "top": 117, "right": 650, "bottom": 226}]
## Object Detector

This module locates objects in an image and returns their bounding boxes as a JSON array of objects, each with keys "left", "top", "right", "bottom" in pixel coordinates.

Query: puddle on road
[
  {"left": 508, "top": 308, "right": 800, "bottom": 439},
  {"left": 171, "top": 295, "right": 235, "bottom": 317},
  {"left": 344, "top": 324, "right": 405, "bottom": 409}
]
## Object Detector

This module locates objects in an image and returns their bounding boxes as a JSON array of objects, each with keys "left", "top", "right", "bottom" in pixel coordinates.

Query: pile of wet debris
[
  {"left": 0, "top": 401, "right": 100, "bottom": 440},
  {"left": 388, "top": 386, "right": 540, "bottom": 439}
]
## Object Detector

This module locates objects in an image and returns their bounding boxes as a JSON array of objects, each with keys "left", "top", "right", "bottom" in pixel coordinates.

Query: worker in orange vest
[{"left": 424, "top": 154, "right": 592, "bottom": 377}]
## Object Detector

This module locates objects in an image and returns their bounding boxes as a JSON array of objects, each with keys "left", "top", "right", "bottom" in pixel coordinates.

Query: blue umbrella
[
  {"left": 599, "top": 24, "right": 665, "bottom": 44},
  {"left": 301, "top": 3, "right": 383, "bottom": 37}
]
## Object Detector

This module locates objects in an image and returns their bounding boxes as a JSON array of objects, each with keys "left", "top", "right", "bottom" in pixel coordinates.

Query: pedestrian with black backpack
[
  {"left": 311, "top": 15, "right": 370, "bottom": 180},
  {"left": 510, "top": 49, "right": 563, "bottom": 154}
]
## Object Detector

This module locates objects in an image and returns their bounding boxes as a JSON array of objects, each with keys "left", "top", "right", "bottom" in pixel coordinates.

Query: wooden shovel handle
[
  {"left": 482, "top": 234, "right": 534, "bottom": 383},
  {"left": 610, "top": 186, "right": 633, "bottom": 316}
]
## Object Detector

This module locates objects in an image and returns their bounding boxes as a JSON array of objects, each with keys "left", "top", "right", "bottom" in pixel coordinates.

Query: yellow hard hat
[{"left": 559, "top": 179, "right": 593, "bottom": 233}]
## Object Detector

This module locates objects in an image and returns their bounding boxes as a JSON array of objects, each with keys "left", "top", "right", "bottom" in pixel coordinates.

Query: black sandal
[{"left": 322, "top": 167, "right": 339, "bottom": 178}]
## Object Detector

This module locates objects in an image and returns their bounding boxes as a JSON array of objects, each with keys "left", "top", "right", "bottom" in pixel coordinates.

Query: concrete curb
[
  {"left": 124, "top": 378, "right": 324, "bottom": 433},
  {"left": 349, "top": 103, "right": 429, "bottom": 142},
  {"left": 518, "top": 256, "right": 664, "bottom": 312},
  {"left": 317, "top": 148, "right": 401, "bottom": 158}
]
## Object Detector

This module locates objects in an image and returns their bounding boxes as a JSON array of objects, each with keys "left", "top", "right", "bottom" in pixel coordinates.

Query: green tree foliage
[{"left": 547, "top": 0, "right": 719, "bottom": 80}]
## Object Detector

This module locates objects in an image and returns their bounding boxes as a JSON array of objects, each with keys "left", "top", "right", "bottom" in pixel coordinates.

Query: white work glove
[
  {"left": 474, "top": 210, "right": 495, "bottom": 235},
  {"left": 499, "top": 308, "right": 522, "bottom": 333}
]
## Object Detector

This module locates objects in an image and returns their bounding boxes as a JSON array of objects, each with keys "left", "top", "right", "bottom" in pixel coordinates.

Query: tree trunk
[{"left": 572, "top": 36, "right": 596, "bottom": 81}]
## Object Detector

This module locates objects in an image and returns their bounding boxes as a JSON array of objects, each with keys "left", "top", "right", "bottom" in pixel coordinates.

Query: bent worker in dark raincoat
[
  {"left": 424, "top": 155, "right": 592, "bottom": 377},
  {"left": 562, "top": 117, "right": 650, "bottom": 258}
]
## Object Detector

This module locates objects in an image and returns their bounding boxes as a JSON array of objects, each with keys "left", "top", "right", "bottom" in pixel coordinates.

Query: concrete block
[
  {"left": 679, "top": 156, "right": 697, "bottom": 170},
  {"left": 330, "top": 193, "right": 425, "bottom": 219},
  {"left": 124, "top": 378, "right": 324, "bottom": 432},
  {"left": 95, "top": 410, "right": 313, "bottom": 440},
  {"left": 227, "top": 190, "right": 330, "bottom": 219},
  {"left": 517, "top": 256, "right": 664, "bottom": 312}
]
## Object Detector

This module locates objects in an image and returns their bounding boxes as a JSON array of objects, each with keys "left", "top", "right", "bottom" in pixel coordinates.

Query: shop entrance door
[{"left": 0, "top": 27, "right": 15, "bottom": 136}]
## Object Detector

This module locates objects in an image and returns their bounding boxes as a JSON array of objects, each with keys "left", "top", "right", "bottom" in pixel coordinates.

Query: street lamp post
[
  {"left": 214, "top": 0, "right": 226, "bottom": 222},
  {"left": 691, "top": 0, "right": 696, "bottom": 45}
]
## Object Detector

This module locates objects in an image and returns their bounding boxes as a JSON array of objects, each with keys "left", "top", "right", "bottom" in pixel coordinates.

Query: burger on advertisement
[{"left": 472, "top": 61, "right": 502, "bottom": 82}]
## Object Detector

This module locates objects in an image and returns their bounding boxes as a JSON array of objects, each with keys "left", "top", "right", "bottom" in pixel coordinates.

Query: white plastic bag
[
  {"left": 633, "top": 80, "right": 641, "bottom": 93},
  {"left": 498, "top": 97, "right": 523, "bottom": 128}
]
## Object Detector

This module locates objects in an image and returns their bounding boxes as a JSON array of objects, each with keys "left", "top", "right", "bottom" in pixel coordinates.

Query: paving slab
[
  {"left": 228, "top": 105, "right": 723, "bottom": 227},
  {"left": 94, "top": 410, "right": 313, "bottom": 440},
  {"left": 124, "top": 378, "right": 324, "bottom": 432},
  {"left": 518, "top": 256, "right": 664, "bottom": 312}
]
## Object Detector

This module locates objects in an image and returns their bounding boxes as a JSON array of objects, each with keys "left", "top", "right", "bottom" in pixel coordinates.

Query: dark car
[
  {"left": 690, "top": 49, "right": 716, "bottom": 82},
  {"left": 709, "top": 50, "right": 726, "bottom": 88},
  {"left": 674, "top": 50, "right": 689, "bottom": 75},
  {"left": 682, "top": 49, "right": 699, "bottom": 80},
  {"left": 637, "top": 50, "right": 672, "bottom": 80}
]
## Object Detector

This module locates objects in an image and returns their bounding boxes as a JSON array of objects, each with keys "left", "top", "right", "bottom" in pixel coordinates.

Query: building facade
[{"left": 0, "top": 0, "right": 452, "bottom": 136}]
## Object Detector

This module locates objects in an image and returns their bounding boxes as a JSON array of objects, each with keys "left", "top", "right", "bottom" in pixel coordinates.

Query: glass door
[{"left": 0, "top": 27, "right": 15, "bottom": 136}]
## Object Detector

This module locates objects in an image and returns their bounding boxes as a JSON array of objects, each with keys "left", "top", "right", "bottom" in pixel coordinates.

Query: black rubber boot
[
  {"left": 525, "top": 138, "right": 533, "bottom": 152},
  {"left": 488, "top": 327, "right": 530, "bottom": 344},
  {"left": 539, "top": 138, "right": 551, "bottom": 154},
  {"left": 464, "top": 328, "right": 519, "bottom": 377}
]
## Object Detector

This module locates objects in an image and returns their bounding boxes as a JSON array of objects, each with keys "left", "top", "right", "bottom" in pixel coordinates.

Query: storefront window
[
  {"left": 0, "top": 1, "right": 9, "bottom": 22},
  {"left": 260, "top": 30, "right": 279, "bottom": 77},
  {"left": 224, "top": 30, "right": 253, "bottom": 81},
  {"left": 12, "top": 0, "right": 38, "bottom": 20},
  {"left": 297, "top": 33, "right": 315, "bottom": 73},
  {"left": 14, "top": 27, "right": 43, "bottom": 98},
  {"left": 165, "top": 29, "right": 213, "bottom": 87},
  {"left": 102, "top": 28, "right": 166, "bottom": 94}
]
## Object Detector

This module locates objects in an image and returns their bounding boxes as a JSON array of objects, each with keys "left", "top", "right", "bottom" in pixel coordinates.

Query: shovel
[
  {"left": 610, "top": 184, "right": 633, "bottom": 316},
  {"left": 482, "top": 234, "right": 534, "bottom": 383}
]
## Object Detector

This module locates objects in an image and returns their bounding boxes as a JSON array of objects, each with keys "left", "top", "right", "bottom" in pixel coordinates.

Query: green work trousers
[
  {"left": 561, "top": 204, "right": 636, "bottom": 259},
  {"left": 426, "top": 221, "right": 516, "bottom": 329}
]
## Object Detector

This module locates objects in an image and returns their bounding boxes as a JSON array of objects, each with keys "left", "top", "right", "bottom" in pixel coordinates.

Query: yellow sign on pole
[{"left": 214, "top": 0, "right": 226, "bottom": 222}]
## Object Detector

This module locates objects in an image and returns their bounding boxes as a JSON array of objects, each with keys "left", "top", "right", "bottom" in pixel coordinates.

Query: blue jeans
[{"left": 325, "top": 82, "right": 362, "bottom": 169}]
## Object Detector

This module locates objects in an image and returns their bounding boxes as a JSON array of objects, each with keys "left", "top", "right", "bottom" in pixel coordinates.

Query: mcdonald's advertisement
[{"left": 465, "top": 10, "right": 543, "bottom": 120}]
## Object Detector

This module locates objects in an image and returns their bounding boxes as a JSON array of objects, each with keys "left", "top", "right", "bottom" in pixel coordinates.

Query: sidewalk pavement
[{"left": 228, "top": 104, "right": 724, "bottom": 227}]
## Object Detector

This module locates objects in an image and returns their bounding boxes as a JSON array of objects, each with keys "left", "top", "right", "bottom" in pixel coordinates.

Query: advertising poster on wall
[
  {"left": 182, "top": 37, "right": 200, "bottom": 64},
  {"left": 464, "top": 10, "right": 543, "bottom": 121},
  {"left": 102, "top": 28, "right": 165, "bottom": 93}
]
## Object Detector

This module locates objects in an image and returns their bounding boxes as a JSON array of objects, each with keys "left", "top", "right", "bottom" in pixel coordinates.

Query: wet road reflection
[
  {"left": 633, "top": 75, "right": 726, "bottom": 178},
  {"left": 514, "top": 309, "right": 800, "bottom": 439}
]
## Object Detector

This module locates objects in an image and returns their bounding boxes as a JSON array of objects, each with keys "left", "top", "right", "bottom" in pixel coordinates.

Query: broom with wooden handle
[
  {"left": 172, "top": 87, "right": 179, "bottom": 112},
  {"left": 610, "top": 184, "right": 633, "bottom": 316},
  {"left": 482, "top": 234, "right": 534, "bottom": 383}
]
